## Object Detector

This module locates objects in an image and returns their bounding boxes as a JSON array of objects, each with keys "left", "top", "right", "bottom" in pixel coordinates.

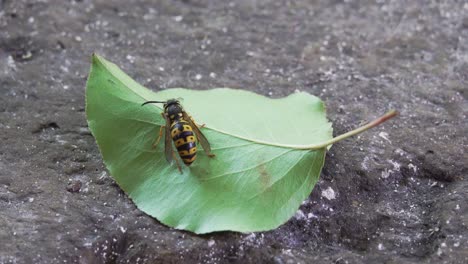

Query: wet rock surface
[{"left": 0, "top": 1, "right": 467, "bottom": 263}]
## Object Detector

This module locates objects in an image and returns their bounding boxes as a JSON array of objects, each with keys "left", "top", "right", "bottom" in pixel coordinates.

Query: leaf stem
[
  {"left": 205, "top": 110, "right": 398, "bottom": 150},
  {"left": 304, "top": 109, "right": 398, "bottom": 150},
  {"left": 208, "top": 110, "right": 397, "bottom": 150},
  {"left": 254, "top": 110, "right": 397, "bottom": 150}
]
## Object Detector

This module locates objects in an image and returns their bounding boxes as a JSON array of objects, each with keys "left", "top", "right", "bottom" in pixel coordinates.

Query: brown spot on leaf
[{"left": 259, "top": 163, "right": 271, "bottom": 189}]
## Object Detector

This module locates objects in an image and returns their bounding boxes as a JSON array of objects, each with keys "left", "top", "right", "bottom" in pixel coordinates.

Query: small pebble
[{"left": 66, "top": 180, "right": 82, "bottom": 193}]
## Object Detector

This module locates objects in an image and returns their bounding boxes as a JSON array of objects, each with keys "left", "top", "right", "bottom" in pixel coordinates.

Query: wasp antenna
[{"left": 141, "top": 100, "right": 167, "bottom": 106}]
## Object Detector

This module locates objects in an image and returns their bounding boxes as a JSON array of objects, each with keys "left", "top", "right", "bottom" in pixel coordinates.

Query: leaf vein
[{"left": 200, "top": 148, "right": 292, "bottom": 181}]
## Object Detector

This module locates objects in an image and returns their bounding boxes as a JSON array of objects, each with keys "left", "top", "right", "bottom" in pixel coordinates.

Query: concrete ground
[{"left": 0, "top": 0, "right": 467, "bottom": 263}]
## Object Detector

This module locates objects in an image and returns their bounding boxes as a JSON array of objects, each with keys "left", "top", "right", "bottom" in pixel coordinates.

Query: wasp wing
[
  {"left": 182, "top": 111, "right": 213, "bottom": 155},
  {"left": 163, "top": 114, "right": 173, "bottom": 164}
]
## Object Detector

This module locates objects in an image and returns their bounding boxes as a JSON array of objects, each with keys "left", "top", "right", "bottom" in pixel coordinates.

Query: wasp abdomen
[{"left": 170, "top": 120, "right": 197, "bottom": 165}]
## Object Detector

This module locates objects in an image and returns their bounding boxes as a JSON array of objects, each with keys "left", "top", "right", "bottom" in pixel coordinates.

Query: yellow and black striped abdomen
[{"left": 170, "top": 120, "right": 197, "bottom": 165}]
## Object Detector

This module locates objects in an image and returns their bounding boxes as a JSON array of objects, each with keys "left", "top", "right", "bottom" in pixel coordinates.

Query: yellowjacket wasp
[{"left": 142, "top": 99, "right": 214, "bottom": 172}]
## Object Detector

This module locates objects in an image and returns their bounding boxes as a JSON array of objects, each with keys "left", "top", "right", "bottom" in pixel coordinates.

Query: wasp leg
[
  {"left": 188, "top": 115, "right": 205, "bottom": 128},
  {"left": 152, "top": 125, "right": 165, "bottom": 149},
  {"left": 196, "top": 136, "right": 215, "bottom": 157},
  {"left": 171, "top": 147, "right": 183, "bottom": 174}
]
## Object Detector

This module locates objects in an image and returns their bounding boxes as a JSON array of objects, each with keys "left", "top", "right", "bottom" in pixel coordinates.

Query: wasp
[{"left": 142, "top": 99, "right": 214, "bottom": 172}]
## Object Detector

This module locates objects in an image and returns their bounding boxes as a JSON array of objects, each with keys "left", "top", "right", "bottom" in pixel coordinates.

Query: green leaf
[{"left": 86, "top": 54, "right": 395, "bottom": 234}]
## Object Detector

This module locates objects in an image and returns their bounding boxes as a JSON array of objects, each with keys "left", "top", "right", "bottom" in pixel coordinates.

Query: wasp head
[
  {"left": 164, "top": 99, "right": 183, "bottom": 117},
  {"left": 141, "top": 98, "right": 184, "bottom": 117}
]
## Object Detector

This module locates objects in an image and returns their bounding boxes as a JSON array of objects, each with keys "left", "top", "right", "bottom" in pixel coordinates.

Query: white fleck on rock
[
  {"left": 379, "top": 132, "right": 391, "bottom": 143},
  {"left": 119, "top": 226, "right": 127, "bottom": 233},
  {"left": 321, "top": 187, "right": 336, "bottom": 200},
  {"left": 408, "top": 163, "right": 417, "bottom": 173},
  {"left": 388, "top": 160, "right": 401, "bottom": 171},
  {"left": 158, "top": 67, "right": 165, "bottom": 71},
  {"left": 28, "top": 197, "right": 34, "bottom": 203},
  {"left": 243, "top": 233, "right": 256, "bottom": 243},
  {"left": 195, "top": 74, "right": 202, "bottom": 80},
  {"left": 294, "top": 210, "right": 306, "bottom": 220},
  {"left": 246, "top": 51, "right": 256, "bottom": 57},
  {"left": 455, "top": 204, "right": 460, "bottom": 210},
  {"left": 98, "top": 171, "right": 108, "bottom": 181},
  {"left": 381, "top": 169, "right": 391, "bottom": 179},
  {"left": 378, "top": 243, "right": 385, "bottom": 250},
  {"left": 7, "top": 55, "right": 16, "bottom": 70},
  {"left": 60, "top": 65, "right": 69, "bottom": 73},
  {"left": 307, "top": 213, "right": 318, "bottom": 219},
  {"left": 75, "top": 36, "right": 82, "bottom": 42},
  {"left": 126, "top": 55, "right": 135, "bottom": 63},
  {"left": 361, "top": 156, "right": 370, "bottom": 170},
  {"left": 207, "top": 239, "right": 215, "bottom": 247},
  {"left": 209, "top": 72, "right": 216, "bottom": 78},
  {"left": 173, "top": 16, "right": 183, "bottom": 22}
]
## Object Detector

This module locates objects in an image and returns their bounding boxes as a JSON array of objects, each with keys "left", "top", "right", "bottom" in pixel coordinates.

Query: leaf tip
[
  {"left": 378, "top": 109, "right": 398, "bottom": 125},
  {"left": 91, "top": 53, "right": 101, "bottom": 63},
  {"left": 386, "top": 109, "right": 398, "bottom": 118}
]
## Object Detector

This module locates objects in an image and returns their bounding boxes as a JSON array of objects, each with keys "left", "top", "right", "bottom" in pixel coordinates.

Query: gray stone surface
[{"left": 0, "top": 0, "right": 467, "bottom": 263}]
